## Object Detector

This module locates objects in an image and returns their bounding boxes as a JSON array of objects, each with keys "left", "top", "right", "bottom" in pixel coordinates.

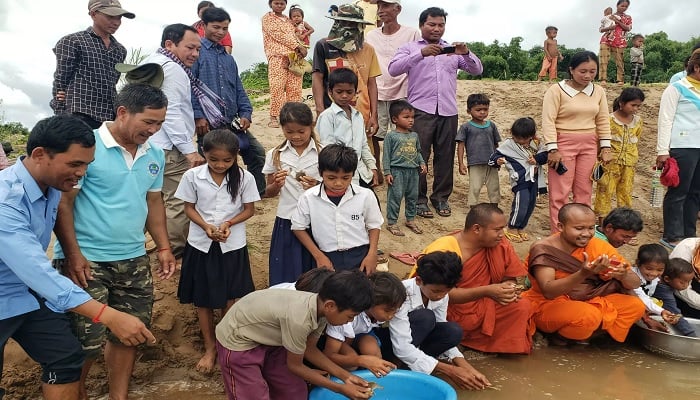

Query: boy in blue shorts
[
  {"left": 215, "top": 270, "right": 374, "bottom": 400},
  {"left": 292, "top": 144, "right": 384, "bottom": 274},
  {"left": 323, "top": 272, "right": 406, "bottom": 376}
]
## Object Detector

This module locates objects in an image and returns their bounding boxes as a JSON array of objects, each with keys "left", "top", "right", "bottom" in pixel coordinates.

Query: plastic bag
[{"left": 288, "top": 52, "right": 312, "bottom": 76}]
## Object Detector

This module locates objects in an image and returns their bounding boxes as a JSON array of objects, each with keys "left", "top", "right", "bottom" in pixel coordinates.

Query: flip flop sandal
[
  {"left": 504, "top": 229, "right": 523, "bottom": 243},
  {"left": 389, "top": 252, "right": 421, "bottom": 265},
  {"left": 267, "top": 119, "right": 280, "bottom": 128},
  {"left": 435, "top": 202, "right": 451, "bottom": 217},
  {"left": 416, "top": 205, "right": 434, "bottom": 218},
  {"left": 386, "top": 224, "right": 405, "bottom": 236},
  {"left": 405, "top": 222, "right": 423, "bottom": 234},
  {"left": 628, "top": 237, "right": 639, "bottom": 246},
  {"left": 659, "top": 238, "right": 677, "bottom": 250}
]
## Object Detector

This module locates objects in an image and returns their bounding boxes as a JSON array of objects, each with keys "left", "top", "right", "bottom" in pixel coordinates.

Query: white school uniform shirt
[
  {"left": 326, "top": 311, "right": 380, "bottom": 342},
  {"left": 389, "top": 278, "right": 463, "bottom": 374},
  {"left": 316, "top": 102, "right": 377, "bottom": 185},
  {"left": 262, "top": 140, "right": 322, "bottom": 219},
  {"left": 175, "top": 165, "right": 260, "bottom": 253},
  {"left": 669, "top": 238, "right": 700, "bottom": 310},
  {"left": 268, "top": 282, "right": 297, "bottom": 290},
  {"left": 630, "top": 266, "right": 664, "bottom": 315},
  {"left": 290, "top": 183, "right": 383, "bottom": 253}
]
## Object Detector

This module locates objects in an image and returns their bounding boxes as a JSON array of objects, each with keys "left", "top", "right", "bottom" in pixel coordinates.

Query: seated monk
[
  {"left": 523, "top": 203, "right": 646, "bottom": 343},
  {"left": 411, "top": 203, "right": 534, "bottom": 354}
]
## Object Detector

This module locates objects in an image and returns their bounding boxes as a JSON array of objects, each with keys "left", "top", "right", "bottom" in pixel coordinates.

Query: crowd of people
[{"left": 1, "top": 0, "right": 700, "bottom": 400}]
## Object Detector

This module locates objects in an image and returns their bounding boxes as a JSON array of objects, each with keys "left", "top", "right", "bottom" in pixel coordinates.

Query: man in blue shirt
[
  {"left": 52, "top": 84, "right": 175, "bottom": 400},
  {"left": 0, "top": 115, "right": 155, "bottom": 400},
  {"left": 191, "top": 6, "right": 266, "bottom": 196}
]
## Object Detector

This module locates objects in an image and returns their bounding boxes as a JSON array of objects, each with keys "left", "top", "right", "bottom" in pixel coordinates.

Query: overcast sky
[{"left": 0, "top": 0, "right": 697, "bottom": 128}]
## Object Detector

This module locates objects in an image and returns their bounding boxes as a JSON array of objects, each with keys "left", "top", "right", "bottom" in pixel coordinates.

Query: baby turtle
[
  {"left": 295, "top": 170, "right": 307, "bottom": 181},
  {"left": 367, "top": 382, "right": 384, "bottom": 396},
  {"left": 668, "top": 313, "right": 683, "bottom": 324}
]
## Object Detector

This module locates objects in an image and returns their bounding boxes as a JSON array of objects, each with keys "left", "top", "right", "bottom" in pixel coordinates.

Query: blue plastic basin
[{"left": 308, "top": 369, "right": 457, "bottom": 400}]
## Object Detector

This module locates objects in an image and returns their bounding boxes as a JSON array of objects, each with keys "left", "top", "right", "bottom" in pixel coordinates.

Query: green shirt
[{"left": 382, "top": 130, "right": 425, "bottom": 175}]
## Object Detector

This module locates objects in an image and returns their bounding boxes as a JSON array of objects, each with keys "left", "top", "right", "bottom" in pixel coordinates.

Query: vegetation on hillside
[{"left": 241, "top": 32, "right": 699, "bottom": 91}]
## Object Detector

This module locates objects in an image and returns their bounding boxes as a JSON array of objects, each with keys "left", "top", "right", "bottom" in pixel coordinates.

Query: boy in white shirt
[
  {"left": 631, "top": 244, "right": 678, "bottom": 331},
  {"left": 376, "top": 251, "right": 492, "bottom": 390},
  {"left": 316, "top": 68, "right": 379, "bottom": 189},
  {"left": 292, "top": 144, "right": 383, "bottom": 274},
  {"left": 323, "top": 272, "right": 405, "bottom": 377}
]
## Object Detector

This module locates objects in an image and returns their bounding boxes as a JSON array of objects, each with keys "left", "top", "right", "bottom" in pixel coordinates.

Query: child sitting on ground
[
  {"left": 291, "top": 144, "right": 383, "bottom": 274},
  {"left": 323, "top": 272, "right": 406, "bottom": 377},
  {"left": 653, "top": 258, "right": 697, "bottom": 337},
  {"left": 630, "top": 244, "right": 679, "bottom": 331},
  {"left": 382, "top": 100, "right": 427, "bottom": 236},
  {"left": 457, "top": 93, "right": 502, "bottom": 209},
  {"left": 489, "top": 117, "right": 548, "bottom": 242},
  {"left": 375, "top": 251, "right": 492, "bottom": 390},
  {"left": 215, "top": 270, "right": 375, "bottom": 400}
]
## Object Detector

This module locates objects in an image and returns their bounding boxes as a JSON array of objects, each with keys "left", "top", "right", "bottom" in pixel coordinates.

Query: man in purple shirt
[{"left": 388, "top": 7, "right": 482, "bottom": 218}]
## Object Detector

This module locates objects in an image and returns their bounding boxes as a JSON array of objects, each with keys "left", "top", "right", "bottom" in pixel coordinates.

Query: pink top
[{"left": 295, "top": 22, "right": 310, "bottom": 46}]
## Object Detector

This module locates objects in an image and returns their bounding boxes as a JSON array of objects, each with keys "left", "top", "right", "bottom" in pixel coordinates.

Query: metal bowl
[{"left": 632, "top": 316, "right": 700, "bottom": 362}]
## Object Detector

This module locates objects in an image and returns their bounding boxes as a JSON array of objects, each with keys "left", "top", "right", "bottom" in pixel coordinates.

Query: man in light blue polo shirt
[
  {"left": 0, "top": 115, "right": 155, "bottom": 400},
  {"left": 53, "top": 84, "right": 175, "bottom": 400}
]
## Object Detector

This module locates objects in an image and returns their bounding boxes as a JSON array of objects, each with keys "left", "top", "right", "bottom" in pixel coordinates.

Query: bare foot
[{"left": 196, "top": 350, "right": 217, "bottom": 374}]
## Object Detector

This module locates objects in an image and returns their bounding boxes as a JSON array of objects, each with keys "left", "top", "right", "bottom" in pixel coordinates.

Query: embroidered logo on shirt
[{"left": 148, "top": 162, "right": 160, "bottom": 176}]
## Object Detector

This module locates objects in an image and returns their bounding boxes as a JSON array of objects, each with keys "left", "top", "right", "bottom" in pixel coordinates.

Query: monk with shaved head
[{"left": 522, "top": 203, "right": 645, "bottom": 344}]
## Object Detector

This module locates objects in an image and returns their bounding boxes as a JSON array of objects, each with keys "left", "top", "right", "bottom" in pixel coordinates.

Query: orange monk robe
[
  {"left": 523, "top": 237, "right": 645, "bottom": 342},
  {"left": 417, "top": 235, "right": 535, "bottom": 354}
]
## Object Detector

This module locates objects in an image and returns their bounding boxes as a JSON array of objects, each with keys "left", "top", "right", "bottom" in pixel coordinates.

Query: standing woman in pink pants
[{"left": 542, "top": 51, "right": 614, "bottom": 231}]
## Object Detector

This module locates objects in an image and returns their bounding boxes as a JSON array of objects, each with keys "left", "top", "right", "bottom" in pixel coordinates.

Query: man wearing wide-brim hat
[
  {"left": 311, "top": 3, "right": 381, "bottom": 143},
  {"left": 51, "top": 0, "right": 135, "bottom": 129}
]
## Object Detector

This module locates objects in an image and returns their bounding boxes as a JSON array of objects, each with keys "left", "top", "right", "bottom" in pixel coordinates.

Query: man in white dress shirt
[{"left": 141, "top": 24, "right": 205, "bottom": 258}]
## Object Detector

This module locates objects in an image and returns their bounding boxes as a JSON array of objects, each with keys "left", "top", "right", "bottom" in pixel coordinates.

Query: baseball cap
[
  {"left": 377, "top": 0, "right": 401, "bottom": 4},
  {"left": 326, "top": 3, "right": 374, "bottom": 25},
  {"left": 88, "top": 0, "right": 135, "bottom": 19},
  {"left": 115, "top": 63, "right": 164, "bottom": 88}
]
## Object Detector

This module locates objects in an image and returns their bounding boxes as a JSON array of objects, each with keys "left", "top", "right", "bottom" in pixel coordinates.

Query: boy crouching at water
[
  {"left": 376, "top": 251, "right": 492, "bottom": 390},
  {"left": 215, "top": 270, "right": 375, "bottom": 400},
  {"left": 323, "top": 272, "right": 406, "bottom": 377},
  {"left": 292, "top": 144, "right": 384, "bottom": 273}
]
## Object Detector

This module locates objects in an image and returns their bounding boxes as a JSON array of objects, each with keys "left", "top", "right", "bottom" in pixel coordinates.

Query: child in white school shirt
[
  {"left": 291, "top": 144, "right": 383, "bottom": 274},
  {"left": 175, "top": 130, "right": 259, "bottom": 373}
]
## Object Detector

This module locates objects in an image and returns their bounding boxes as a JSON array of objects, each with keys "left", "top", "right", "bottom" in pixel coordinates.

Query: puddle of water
[{"left": 119, "top": 344, "right": 700, "bottom": 400}]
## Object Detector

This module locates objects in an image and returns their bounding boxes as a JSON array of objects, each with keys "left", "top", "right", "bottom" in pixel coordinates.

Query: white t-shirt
[
  {"left": 365, "top": 25, "right": 421, "bottom": 101},
  {"left": 175, "top": 165, "right": 260, "bottom": 253}
]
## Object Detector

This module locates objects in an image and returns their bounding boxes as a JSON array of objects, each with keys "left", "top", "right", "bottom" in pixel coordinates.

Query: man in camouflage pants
[{"left": 53, "top": 84, "right": 176, "bottom": 400}]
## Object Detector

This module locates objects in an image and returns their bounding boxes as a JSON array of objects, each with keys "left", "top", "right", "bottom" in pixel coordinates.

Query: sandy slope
[{"left": 0, "top": 79, "right": 669, "bottom": 399}]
